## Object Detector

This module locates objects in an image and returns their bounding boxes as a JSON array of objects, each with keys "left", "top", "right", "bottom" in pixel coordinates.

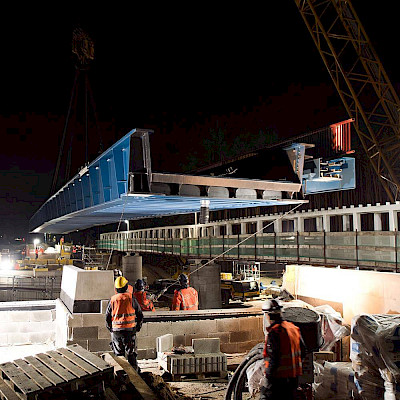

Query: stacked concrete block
[
  {"left": 55, "top": 298, "right": 112, "bottom": 353},
  {"left": 168, "top": 353, "right": 227, "bottom": 375},
  {"left": 138, "top": 315, "right": 264, "bottom": 360},
  {"left": 157, "top": 335, "right": 227, "bottom": 376},
  {"left": 0, "top": 303, "right": 56, "bottom": 346}
]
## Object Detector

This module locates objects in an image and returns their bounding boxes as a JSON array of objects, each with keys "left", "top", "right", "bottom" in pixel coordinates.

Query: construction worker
[
  {"left": 113, "top": 272, "right": 134, "bottom": 295},
  {"left": 260, "top": 299, "right": 306, "bottom": 400},
  {"left": 133, "top": 279, "right": 156, "bottom": 312},
  {"left": 106, "top": 276, "right": 143, "bottom": 371},
  {"left": 171, "top": 273, "right": 199, "bottom": 311}
]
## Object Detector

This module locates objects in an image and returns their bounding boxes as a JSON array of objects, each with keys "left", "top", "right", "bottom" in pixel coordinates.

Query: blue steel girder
[
  {"left": 30, "top": 128, "right": 305, "bottom": 234},
  {"left": 30, "top": 129, "right": 151, "bottom": 233}
]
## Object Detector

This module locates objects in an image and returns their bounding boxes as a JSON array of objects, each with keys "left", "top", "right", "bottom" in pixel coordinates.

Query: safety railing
[{"left": 97, "top": 230, "right": 400, "bottom": 271}]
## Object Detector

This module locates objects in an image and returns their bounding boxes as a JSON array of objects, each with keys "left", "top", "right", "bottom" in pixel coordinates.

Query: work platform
[{"left": 30, "top": 129, "right": 305, "bottom": 234}]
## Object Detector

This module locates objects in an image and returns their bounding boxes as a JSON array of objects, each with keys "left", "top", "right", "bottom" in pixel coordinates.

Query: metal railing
[
  {"left": 0, "top": 275, "right": 62, "bottom": 301},
  {"left": 97, "top": 230, "right": 399, "bottom": 271}
]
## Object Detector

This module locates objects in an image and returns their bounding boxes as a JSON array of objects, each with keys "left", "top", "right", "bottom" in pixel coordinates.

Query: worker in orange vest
[
  {"left": 106, "top": 276, "right": 143, "bottom": 370},
  {"left": 171, "top": 273, "right": 199, "bottom": 311},
  {"left": 133, "top": 279, "right": 155, "bottom": 312},
  {"left": 113, "top": 272, "right": 134, "bottom": 295},
  {"left": 260, "top": 299, "right": 306, "bottom": 400}
]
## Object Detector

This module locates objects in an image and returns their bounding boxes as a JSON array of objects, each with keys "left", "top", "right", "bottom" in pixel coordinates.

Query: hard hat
[
  {"left": 115, "top": 276, "right": 128, "bottom": 289},
  {"left": 135, "top": 279, "right": 144, "bottom": 291},
  {"left": 262, "top": 299, "right": 283, "bottom": 313},
  {"left": 178, "top": 273, "right": 188, "bottom": 283}
]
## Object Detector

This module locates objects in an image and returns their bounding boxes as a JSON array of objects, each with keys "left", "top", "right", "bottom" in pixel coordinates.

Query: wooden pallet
[
  {"left": 0, "top": 344, "right": 113, "bottom": 400},
  {"left": 171, "top": 370, "right": 228, "bottom": 382}
]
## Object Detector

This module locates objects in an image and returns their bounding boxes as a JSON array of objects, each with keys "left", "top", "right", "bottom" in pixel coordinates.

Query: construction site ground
[{"left": 138, "top": 354, "right": 250, "bottom": 400}]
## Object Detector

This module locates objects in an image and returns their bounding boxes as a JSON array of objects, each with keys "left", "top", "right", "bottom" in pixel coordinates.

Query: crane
[
  {"left": 294, "top": 0, "right": 400, "bottom": 202},
  {"left": 51, "top": 27, "right": 102, "bottom": 196}
]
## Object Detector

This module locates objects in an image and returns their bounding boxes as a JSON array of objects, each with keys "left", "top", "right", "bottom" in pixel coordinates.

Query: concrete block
[
  {"left": 173, "top": 335, "right": 186, "bottom": 347},
  {"left": 30, "top": 310, "right": 53, "bottom": 322},
  {"left": 168, "top": 321, "right": 196, "bottom": 335},
  {"left": 216, "top": 318, "right": 240, "bottom": 333},
  {"left": 67, "top": 314, "right": 83, "bottom": 328},
  {"left": 252, "top": 329, "right": 265, "bottom": 342},
  {"left": 147, "top": 322, "right": 173, "bottom": 338},
  {"left": 136, "top": 323, "right": 148, "bottom": 337},
  {"left": 257, "top": 316, "right": 263, "bottom": 332},
  {"left": 192, "top": 319, "right": 217, "bottom": 335},
  {"left": 67, "top": 339, "right": 88, "bottom": 350},
  {"left": 230, "top": 331, "right": 251, "bottom": 343},
  {"left": 60, "top": 265, "right": 114, "bottom": 313},
  {"left": 98, "top": 326, "right": 112, "bottom": 340},
  {"left": 220, "top": 342, "right": 238, "bottom": 354},
  {"left": 82, "top": 313, "right": 106, "bottom": 327},
  {"left": 7, "top": 333, "right": 30, "bottom": 345},
  {"left": 7, "top": 311, "right": 30, "bottom": 323},
  {"left": 0, "top": 322, "right": 19, "bottom": 334},
  {"left": 60, "top": 265, "right": 114, "bottom": 301},
  {"left": 237, "top": 341, "right": 257, "bottom": 353},
  {"left": 156, "top": 334, "right": 173, "bottom": 353},
  {"left": 28, "top": 331, "right": 55, "bottom": 344},
  {"left": 137, "top": 349, "right": 147, "bottom": 359},
  {"left": 56, "top": 298, "right": 69, "bottom": 319},
  {"left": 101, "top": 300, "right": 109, "bottom": 314},
  {"left": 19, "top": 321, "right": 55, "bottom": 334},
  {"left": 0, "top": 312, "right": 8, "bottom": 323},
  {"left": 239, "top": 317, "right": 259, "bottom": 332},
  {"left": 0, "top": 333, "right": 8, "bottom": 345},
  {"left": 136, "top": 336, "right": 156, "bottom": 349},
  {"left": 184, "top": 334, "right": 206, "bottom": 346},
  {"left": 72, "top": 326, "right": 99, "bottom": 340},
  {"left": 140, "top": 348, "right": 157, "bottom": 360},
  {"left": 147, "top": 347, "right": 159, "bottom": 360},
  {"left": 55, "top": 323, "right": 67, "bottom": 348},
  {"left": 207, "top": 332, "right": 230, "bottom": 344},
  {"left": 193, "top": 338, "right": 220, "bottom": 354},
  {"left": 88, "top": 339, "right": 111, "bottom": 352}
]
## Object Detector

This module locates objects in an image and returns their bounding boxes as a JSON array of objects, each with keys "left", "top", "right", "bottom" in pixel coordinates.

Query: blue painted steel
[
  {"left": 30, "top": 128, "right": 305, "bottom": 234},
  {"left": 30, "top": 129, "right": 140, "bottom": 233},
  {"left": 302, "top": 157, "right": 356, "bottom": 194}
]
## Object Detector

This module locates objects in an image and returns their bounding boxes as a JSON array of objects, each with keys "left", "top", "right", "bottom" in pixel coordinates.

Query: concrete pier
[
  {"left": 189, "top": 261, "right": 222, "bottom": 309},
  {"left": 122, "top": 254, "right": 142, "bottom": 284}
]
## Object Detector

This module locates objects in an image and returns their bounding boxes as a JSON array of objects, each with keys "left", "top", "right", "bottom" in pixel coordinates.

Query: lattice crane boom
[{"left": 294, "top": 0, "right": 400, "bottom": 201}]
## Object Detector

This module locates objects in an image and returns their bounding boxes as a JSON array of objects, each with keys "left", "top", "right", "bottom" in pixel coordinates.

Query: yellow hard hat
[{"left": 115, "top": 276, "right": 128, "bottom": 289}]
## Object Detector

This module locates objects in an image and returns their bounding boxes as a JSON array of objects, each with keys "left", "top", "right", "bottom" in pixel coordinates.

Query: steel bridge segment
[
  {"left": 30, "top": 128, "right": 305, "bottom": 234},
  {"left": 31, "top": 195, "right": 306, "bottom": 234}
]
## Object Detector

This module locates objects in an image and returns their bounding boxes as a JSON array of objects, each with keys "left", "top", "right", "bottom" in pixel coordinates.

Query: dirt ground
[{"left": 138, "top": 354, "right": 252, "bottom": 400}]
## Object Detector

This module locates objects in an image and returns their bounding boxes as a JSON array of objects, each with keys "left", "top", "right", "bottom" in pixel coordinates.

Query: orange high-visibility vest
[
  {"left": 171, "top": 287, "right": 199, "bottom": 311},
  {"left": 110, "top": 292, "right": 136, "bottom": 330},
  {"left": 264, "top": 321, "right": 302, "bottom": 378},
  {"left": 133, "top": 291, "right": 155, "bottom": 312}
]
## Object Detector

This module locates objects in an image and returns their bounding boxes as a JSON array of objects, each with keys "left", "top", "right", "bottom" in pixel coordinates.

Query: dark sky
[{"left": 1, "top": 3, "right": 399, "bottom": 240}]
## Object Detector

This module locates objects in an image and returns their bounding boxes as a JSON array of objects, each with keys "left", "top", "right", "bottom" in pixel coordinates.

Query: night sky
[{"left": 1, "top": 3, "right": 399, "bottom": 241}]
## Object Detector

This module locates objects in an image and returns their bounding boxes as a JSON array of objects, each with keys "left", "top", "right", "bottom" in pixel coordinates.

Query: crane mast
[{"left": 294, "top": 0, "right": 400, "bottom": 201}]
